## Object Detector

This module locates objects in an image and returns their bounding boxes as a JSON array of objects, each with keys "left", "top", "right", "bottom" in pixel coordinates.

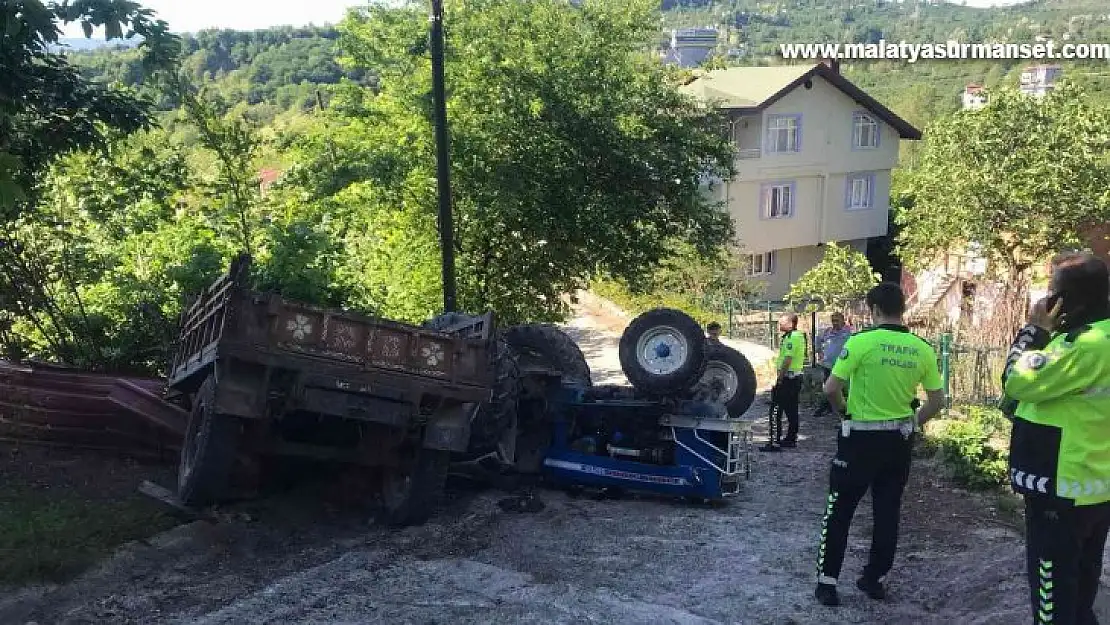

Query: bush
[
  {"left": 591, "top": 279, "right": 726, "bottom": 327},
  {"left": 923, "top": 405, "right": 1011, "bottom": 490}
]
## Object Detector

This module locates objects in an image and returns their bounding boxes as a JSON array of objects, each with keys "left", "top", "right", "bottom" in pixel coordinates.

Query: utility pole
[{"left": 430, "top": 0, "right": 456, "bottom": 313}]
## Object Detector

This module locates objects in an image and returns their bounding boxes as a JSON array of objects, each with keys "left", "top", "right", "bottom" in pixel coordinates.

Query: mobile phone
[{"left": 1045, "top": 293, "right": 1062, "bottom": 312}]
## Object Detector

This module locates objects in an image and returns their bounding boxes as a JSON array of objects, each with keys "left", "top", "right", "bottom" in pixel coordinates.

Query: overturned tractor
[
  {"left": 168, "top": 257, "right": 761, "bottom": 525},
  {"left": 478, "top": 308, "right": 760, "bottom": 502}
]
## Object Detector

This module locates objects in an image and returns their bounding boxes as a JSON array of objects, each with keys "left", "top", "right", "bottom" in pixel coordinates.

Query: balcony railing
[{"left": 736, "top": 147, "right": 761, "bottom": 160}]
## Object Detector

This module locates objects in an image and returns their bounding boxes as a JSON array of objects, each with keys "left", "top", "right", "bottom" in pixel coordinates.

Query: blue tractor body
[{"left": 537, "top": 386, "right": 752, "bottom": 501}]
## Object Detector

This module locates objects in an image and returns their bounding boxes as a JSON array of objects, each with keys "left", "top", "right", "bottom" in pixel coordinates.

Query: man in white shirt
[{"left": 814, "top": 312, "right": 853, "bottom": 417}]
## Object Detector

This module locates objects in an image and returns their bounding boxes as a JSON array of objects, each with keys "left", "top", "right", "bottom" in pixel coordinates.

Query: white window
[
  {"left": 766, "top": 115, "right": 800, "bottom": 153},
  {"left": 846, "top": 174, "right": 873, "bottom": 210},
  {"left": 853, "top": 112, "right": 879, "bottom": 149},
  {"left": 749, "top": 251, "right": 775, "bottom": 276},
  {"left": 763, "top": 183, "right": 794, "bottom": 218}
]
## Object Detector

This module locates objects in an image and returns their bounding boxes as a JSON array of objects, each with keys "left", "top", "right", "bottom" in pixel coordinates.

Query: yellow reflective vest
[{"left": 1003, "top": 319, "right": 1110, "bottom": 506}]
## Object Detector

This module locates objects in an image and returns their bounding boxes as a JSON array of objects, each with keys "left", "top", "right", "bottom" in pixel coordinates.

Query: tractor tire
[
  {"left": 692, "top": 343, "right": 758, "bottom": 418},
  {"left": 502, "top": 324, "right": 592, "bottom": 388},
  {"left": 178, "top": 375, "right": 242, "bottom": 507},
  {"left": 618, "top": 308, "right": 706, "bottom": 397},
  {"left": 467, "top": 339, "right": 521, "bottom": 454},
  {"left": 381, "top": 447, "right": 452, "bottom": 527}
]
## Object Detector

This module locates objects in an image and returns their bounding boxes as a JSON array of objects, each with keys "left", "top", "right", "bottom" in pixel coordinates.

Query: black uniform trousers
[
  {"left": 816, "top": 428, "right": 913, "bottom": 584},
  {"left": 772, "top": 376, "right": 802, "bottom": 443},
  {"left": 1024, "top": 495, "right": 1110, "bottom": 625}
]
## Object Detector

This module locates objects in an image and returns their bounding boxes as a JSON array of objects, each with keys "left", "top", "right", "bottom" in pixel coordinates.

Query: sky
[
  {"left": 62, "top": 0, "right": 1028, "bottom": 37},
  {"left": 63, "top": 0, "right": 361, "bottom": 37}
]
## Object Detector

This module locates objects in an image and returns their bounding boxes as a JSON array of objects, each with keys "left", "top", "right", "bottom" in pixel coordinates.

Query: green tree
[
  {"left": 896, "top": 83, "right": 1110, "bottom": 289},
  {"left": 1, "top": 131, "right": 228, "bottom": 372},
  {"left": 786, "top": 243, "right": 879, "bottom": 312},
  {"left": 0, "top": 0, "right": 178, "bottom": 211},
  {"left": 287, "top": 0, "right": 736, "bottom": 324},
  {"left": 0, "top": 1, "right": 182, "bottom": 370},
  {"left": 175, "top": 81, "right": 262, "bottom": 255}
]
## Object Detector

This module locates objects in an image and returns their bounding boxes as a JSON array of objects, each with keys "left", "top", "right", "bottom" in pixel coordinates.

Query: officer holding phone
[{"left": 1001, "top": 252, "right": 1110, "bottom": 625}]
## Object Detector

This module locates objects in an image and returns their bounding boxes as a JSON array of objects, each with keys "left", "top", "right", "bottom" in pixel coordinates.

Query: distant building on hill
[
  {"left": 1019, "top": 64, "right": 1063, "bottom": 98},
  {"left": 661, "top": 28, "right": 719, "bottom": 68},
  {"left": 962, "top": 84, "right": 988, "bottom": 110}
]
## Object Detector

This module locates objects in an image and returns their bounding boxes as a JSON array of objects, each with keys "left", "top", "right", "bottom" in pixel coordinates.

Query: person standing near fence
[
  {"left": 813, "top": 282, "right": 945, "bottom": 607},
  {"left": 706, "top": 321, "right": 722, "bottom": 345},
  {"left": 1000, "top": 252, "right": 1110, "bottom": 625},
  {"left": 761, "top": 313, "right": 806, "bottom": 451},
  {"left": 814, "top": 312, "right": 853, "bottom": 418}
]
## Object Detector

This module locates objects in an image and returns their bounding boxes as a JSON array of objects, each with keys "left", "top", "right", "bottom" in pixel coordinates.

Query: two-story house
[{"left": 683, "top": 61, "right": 921, "bottom": 299}]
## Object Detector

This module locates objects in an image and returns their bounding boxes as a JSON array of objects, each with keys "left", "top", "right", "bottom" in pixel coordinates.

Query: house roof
[{"left": 681, "top": 63, "right": 922, "bottom": 140}]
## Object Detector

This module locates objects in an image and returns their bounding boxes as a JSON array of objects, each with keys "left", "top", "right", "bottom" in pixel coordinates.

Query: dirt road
[{"left": 1, "top": 302, "right": 1100, "bottom": 625}]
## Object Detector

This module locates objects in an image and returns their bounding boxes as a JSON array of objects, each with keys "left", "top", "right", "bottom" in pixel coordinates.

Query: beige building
[{"left": 683, "top": 62, "right": 921, "bottom": 299}]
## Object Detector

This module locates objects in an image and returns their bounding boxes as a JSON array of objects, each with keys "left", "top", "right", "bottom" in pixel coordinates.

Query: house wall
[
  {"left": 748, "top": 239, "right": 869, "bottom": 300},
  {"left": 718, "top": 75, "right": 899, "bottom": 255}
]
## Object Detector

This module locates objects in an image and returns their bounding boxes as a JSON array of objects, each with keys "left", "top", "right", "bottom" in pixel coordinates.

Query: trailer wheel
[
  {"left": 468, "top": 339, "right": 521, "bottom": 454},
  {"left": 381, "top": 447, "right": 451, "bottom": 526},
  {"left": 618, "top": 308, "right": 706, "bottom": 396},
  {"left": 693, "top": 343, "right": 757, "bottom": 418},
  {"left": 178, "top": 375, "right": 242, "bottom": 507},
  {"left": 502, "top": 324, "right": 591, "bottom": 388}
]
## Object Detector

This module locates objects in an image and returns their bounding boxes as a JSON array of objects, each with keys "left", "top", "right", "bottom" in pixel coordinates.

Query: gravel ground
[{"left": 3, "top": 302, "right": 1107, "bottom": 625}]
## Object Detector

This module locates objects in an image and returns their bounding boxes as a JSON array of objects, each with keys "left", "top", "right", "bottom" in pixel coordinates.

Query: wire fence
[
  {"left": 935, "top": 334, "right": 1007, "bottom": 407},
  {"left": 712, "top": 298, "right": 1007, "bottom": 407}
]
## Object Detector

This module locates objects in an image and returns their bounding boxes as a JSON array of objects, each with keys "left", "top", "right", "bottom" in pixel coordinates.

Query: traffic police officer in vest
[
  {"left": 814, "top": 282, "right": 945, "bottom": 607},
  {"left": 761, "top": 313, "right": 807, "bottom": 451},
  {"left": 1001, "top": 252, "right": 1110, "bottom": 625}
]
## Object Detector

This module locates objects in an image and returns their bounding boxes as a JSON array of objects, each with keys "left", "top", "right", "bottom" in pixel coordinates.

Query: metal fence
[
  {"left": 713, "top": 297, "right": 865, "bottom": 364},
  {"left": 936, "top": 334, "right": 1007, "bottom": 407},
  {"left": 713, "top": 299, "right": 1006, "bottom": 406}
]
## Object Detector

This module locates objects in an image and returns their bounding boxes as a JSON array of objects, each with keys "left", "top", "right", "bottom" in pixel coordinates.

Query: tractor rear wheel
[
  {"left": 502, "top": 324, "right": 592, "bottom": 388},
  {"left": 467, "top": 339, "right": 521, "bottom": 454}
]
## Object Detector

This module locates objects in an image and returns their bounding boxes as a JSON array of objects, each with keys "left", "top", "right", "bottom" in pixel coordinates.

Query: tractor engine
[{"left": 565, "top": 400, "right": 675, "bottom": 465}]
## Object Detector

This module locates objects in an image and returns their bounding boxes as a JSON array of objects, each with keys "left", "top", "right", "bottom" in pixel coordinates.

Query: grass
[{"left": 0, "top": 483, "right": 178, "bottom": 585}]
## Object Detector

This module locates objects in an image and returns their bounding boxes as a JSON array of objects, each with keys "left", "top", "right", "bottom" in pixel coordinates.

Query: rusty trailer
[{"left": 165, "top": 255, "right": 498, "bottom": 525}]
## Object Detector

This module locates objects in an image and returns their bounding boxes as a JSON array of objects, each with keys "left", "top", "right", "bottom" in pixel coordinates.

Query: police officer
[
  {"left": 814, "top": 282, "right": 944, "bottom": 607},
  {"left": 761, "top": 313, "right": 806, "bottom": 451},
  {"left": 1001, "top": 252, "right": 1110, "bottom": 625}
]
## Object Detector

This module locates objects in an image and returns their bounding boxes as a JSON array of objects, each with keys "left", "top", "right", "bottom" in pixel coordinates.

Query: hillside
[
  {"left": 665, "top": 0, "right": 1110, "bottom": 123},
  {"left": 69, "top": 26, "right": 375, "bottom": 122},
  {"left": 65, "top": 0, "right": 1110, "bottom": 137}
]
